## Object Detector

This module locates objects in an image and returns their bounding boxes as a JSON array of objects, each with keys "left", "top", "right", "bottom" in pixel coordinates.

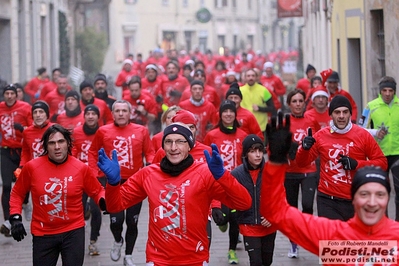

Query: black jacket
[{"left": 231, "top": 158, "right": 265, "bottom": 225}]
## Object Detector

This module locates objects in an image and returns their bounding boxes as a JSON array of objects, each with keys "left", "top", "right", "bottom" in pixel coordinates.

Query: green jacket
[{"left": 366, "top": 94, "right": 399, "bottom": 156}]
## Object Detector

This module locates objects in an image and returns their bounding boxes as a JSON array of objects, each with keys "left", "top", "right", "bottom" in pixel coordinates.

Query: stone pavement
[{"left": 0, "top": 187, "right": 395, "bottom": 265}]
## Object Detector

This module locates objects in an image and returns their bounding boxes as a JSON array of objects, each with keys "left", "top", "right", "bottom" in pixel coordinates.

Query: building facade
[{"left": 0, "top": 0, "right": 67, "bottom": 84}]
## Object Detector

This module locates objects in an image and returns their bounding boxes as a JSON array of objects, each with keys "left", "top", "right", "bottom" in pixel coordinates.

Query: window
[
  {"left": 162, "top": 0, "right": 169, "bottom": 6},
  {"left": 248, "top": 0, "right": 252, "bottom": 9},
  {"left": 182, "top": 0, "right": 188, "bottom": 7},
  {"left": 371, "top": 9, "right": 385, "bottom": 77},
  {"left": 232, "top": 0, "right": 236, "bottom": 8},
  {"left": 214, "top": 0, "right": 227, "bottom": 8}
]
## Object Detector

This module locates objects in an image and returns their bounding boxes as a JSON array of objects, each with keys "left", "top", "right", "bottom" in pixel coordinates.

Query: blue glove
[
  {"left": 97, "top": 148, "right": 121, "bottom": 186},
  {"left": 34, "top": 92, "right": 40, "bottom": 99},
  {"left": 204, "top": 144, "right": 225, "bottom": 180}
]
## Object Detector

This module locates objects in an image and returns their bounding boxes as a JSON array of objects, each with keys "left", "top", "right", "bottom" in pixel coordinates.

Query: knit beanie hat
[
  {"left": 79, "top": 80, "right": 93, "bottom": 93},
  {"left": 94, "top": 74, "right": 107, "bottom": 85},
  {"left": 327, "top": 71, "right": 340, "bottom": 82},
  {"left": 311, "top": 85, "right": 329, "bottom": 101},
  {"left": 32, "top": 100, "right": 50, "bottom": 119},
  {"left": 329, "top": 95, "right": 352, "bottom": 115},
  {"left": 242, "top": 134, "right": 264, "bottom": 157},
  {"left": 84, "top": 104, "right": 100, "bottom": 117},
  {"left": 306, "top": 64, "right": 316, "bottom": 74},
  {"left": 219, "top": 99, "right": 237, "bottom": 117},
  {"left": 172, "top": 110, "right": 197, "bottom": 126},
  {"left": 379, "top": 81, "right": 396, "bottom": 92},
  {"left": 190, "top": 80, "right": 204, "bottom": 88},
  {"left": 226, "top": 83, "right": 242, "bottom": 99},
  {"left": 162, "top": 123, "right": 195, "bottom": 149},
  {"left": 351, "top": 166, "right": 391, "bottom": 199},
  {"left": 65, "top": 90, "right": 80, "bottom": 101},
  {"left": 3, "top": 84, "right": 17, "bottom": 95}
]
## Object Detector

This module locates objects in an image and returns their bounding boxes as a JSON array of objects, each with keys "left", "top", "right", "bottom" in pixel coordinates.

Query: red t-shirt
[
  {"left": 0, "top": 100, "right": 33, "bottom": 148},
  {"left": 160, "top": 75, "right": 190, "bottom": 107},
  {"left": 203, "top": 128, "right": 247, "bottom": 171},
  {"left": 260, "top": 74, "right": 286, "bottom": 96},
  {"left": 56, "top": 112, "right": 85, "bottom": 134},
  {"left": 10, "top": 156, "right": 105, "bottom": 236},
  {"left": 20, "top": 122, "right": 53, "bottom": 166},
  {"left": 43, "top": 90, "right": 67, "bottom": 117},
  {"left": 179, "top": 100, "right": 218, "bottom": 143},
  {"left": 89, "top": 123, "right": 154, "bottom": 179}
]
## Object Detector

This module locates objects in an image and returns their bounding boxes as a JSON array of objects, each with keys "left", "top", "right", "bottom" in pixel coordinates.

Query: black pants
[
  {"left": 32, "top": 227, "right": 85, "bottom": 266},
  {"left": 110, "top": 201, "right": 142, "bottom": 255},
  {"left": 219, "top": 204, "right": 239, "bottom": 250},
  {"left": 284, "top": 172, "right": 318, "bottom": 214},
  {"left": 244, "top": 232, "right": 277, "bottom": 266},
  {"left": 387, "top": 155, "right": 399, "bottom": 221},
  {"left": 1, "top": 147, "right": 28, "bottom": 220},
  {"left": 317, "top": 192, "right": 354, "bottom": 221}
]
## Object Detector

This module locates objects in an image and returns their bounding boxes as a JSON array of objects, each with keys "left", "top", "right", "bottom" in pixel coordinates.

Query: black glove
[
  {"left": 338, "top": 154, "right": 358, "bottom": 170},
  {"left": 266, "top": 112, "right": 292, "bottom": 163},
  {"left": 288, "top": 142, "right": 299, "bottom": 160},
  {"left": 155, "top": 95, "right": 163, "bottom": 104},
  {"left": 9, "top": 214, "right": 27, "bottom": 242},
  {"left": 99, "top": 198, "right": 109, "bottom": 215},
  {"left": 169, "top": 90, "right": 182, "bottom": 98},
  {"left": 50, "top": 113, "right": 59, "bottom": 122},
  {"left": 13, "top": 123, "right": 24, "bottom": 132},
  {"left": 302, "top": 128, "right": 316, "bottom": 150},
  {"left": 211, "top": 208, "right": 226, "bottom": 225}
]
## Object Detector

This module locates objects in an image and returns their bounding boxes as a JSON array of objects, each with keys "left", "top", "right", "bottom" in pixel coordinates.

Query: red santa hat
[
  {"left": 122, "top": 59, "right": 133, "bottom": 66},
  {"left": 311, "top": 85, "right": 329, "bottom": 101}
]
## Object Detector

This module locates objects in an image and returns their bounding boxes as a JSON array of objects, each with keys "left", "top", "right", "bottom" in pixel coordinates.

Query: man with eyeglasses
[
  {"left": 98, "top": 122, "right": 251, "bottom": 265},
  {"left": 152, "top": 109, "right": 212, "bottom": 163},
  {"left": 0, "top": 84, "right": 32, "bottom": 237},
  {"left": 88, "top": 100, "right": 154, "bottom": 266}
]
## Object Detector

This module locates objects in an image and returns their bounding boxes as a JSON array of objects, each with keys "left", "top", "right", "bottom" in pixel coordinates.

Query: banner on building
[{"left": 277, "top": 0, "right": 303, "bottom": 18}]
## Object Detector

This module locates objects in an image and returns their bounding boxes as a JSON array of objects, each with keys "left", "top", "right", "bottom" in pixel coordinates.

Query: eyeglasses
[{"left": 164, "top": 139, "right": 188, "bottom": 147}]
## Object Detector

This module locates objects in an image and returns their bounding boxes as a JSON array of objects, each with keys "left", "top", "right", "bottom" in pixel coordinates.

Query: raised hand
[
  {"left": 97, "top": 148, "right": 121, "bottom": 185},
  {"left": 266, "top": 111, "right": 292, "bottom": 163},
  {"left": 204, "top": 144, "right": 225, "bottom": 180},
  {"left": 302, "top": 128, "right": 316, "bottom": 150}
]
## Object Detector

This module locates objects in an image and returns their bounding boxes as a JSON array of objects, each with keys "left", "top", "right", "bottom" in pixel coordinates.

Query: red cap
[{"left": 172, "top": 110, "right": 197, "bottom": 126}]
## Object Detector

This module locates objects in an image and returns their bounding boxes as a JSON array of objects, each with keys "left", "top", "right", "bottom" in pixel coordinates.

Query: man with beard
[
  {"left": 79, "top": 80, "right": 113, "bottom": 125},
  {"left": 93, "top": 74, "right": 116, "bottom": 110},
  {"left": 55, "top": 90, "right": 84, "bottom": 133}
]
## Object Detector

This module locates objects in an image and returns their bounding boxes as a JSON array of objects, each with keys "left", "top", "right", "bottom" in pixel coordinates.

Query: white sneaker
[
  {"left": 110, "top": 238, "right": 123, "bottom": 261},
  {"left": 288, "top": 242, "right": 298, "bottom": 258},
  {"left": 123, "top": 255, "right": 136, "bottom": 266},
  {"left": 22, "top": 203, "right": 32, "bottom": 221}
]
